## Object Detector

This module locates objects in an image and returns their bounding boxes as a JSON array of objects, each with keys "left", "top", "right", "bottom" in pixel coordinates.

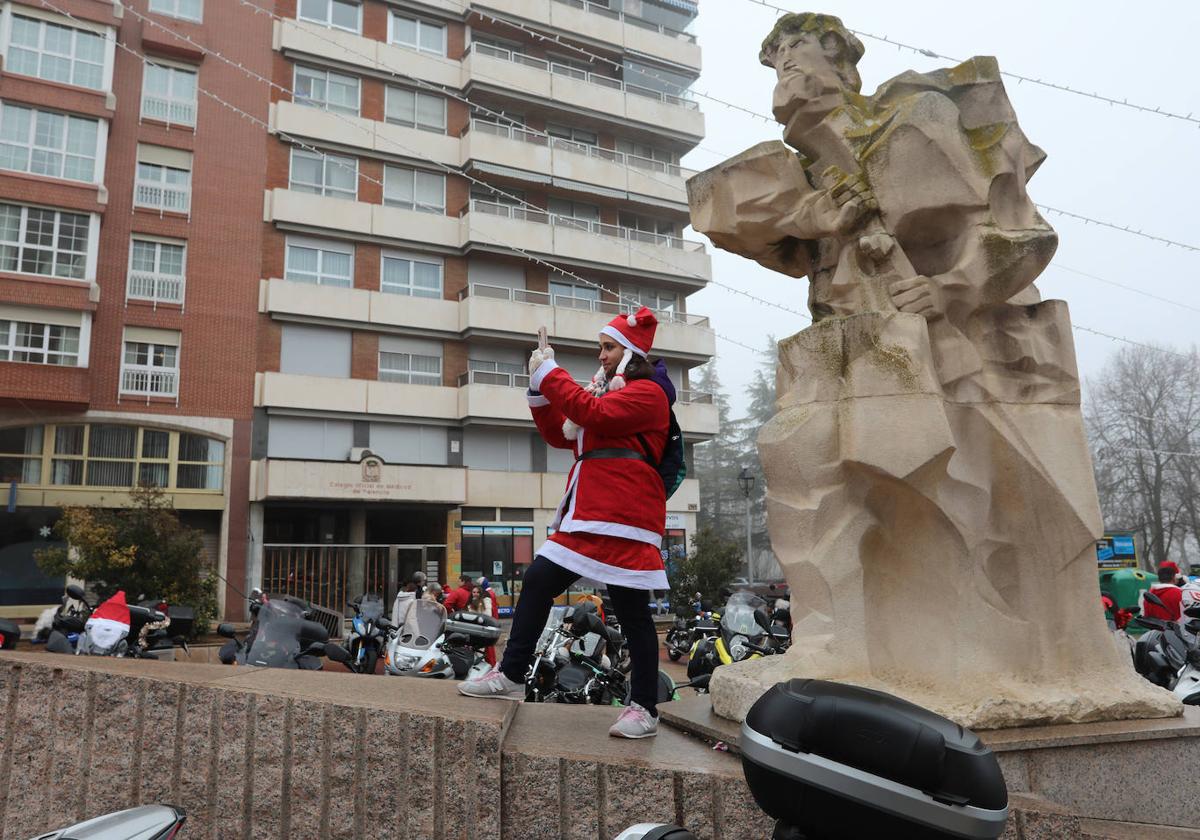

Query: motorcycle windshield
[
  {"left": 244, "top": 599, "right": 307, "bottom": 667},
  {"left": 535, "top": 605, "right": 569, "bottom": 654},
  {"left": 721, "top": 592, "right": 766, "bottom": 638},
  {"left": 356, "top": 594, "right": 385, "bottom": 624},
  {"left": 397, "top": 599, "right": 445, "bottom": 650}
]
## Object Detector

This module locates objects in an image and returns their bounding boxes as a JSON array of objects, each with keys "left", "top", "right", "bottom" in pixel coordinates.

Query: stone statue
[{"left": 687, "top": 13, "right": 1178, "bottom": 728}]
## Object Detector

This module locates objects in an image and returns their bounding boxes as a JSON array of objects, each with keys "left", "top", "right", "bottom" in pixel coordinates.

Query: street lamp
[{"left": 738, "top": 466, "right": 755, "bottom": 585}]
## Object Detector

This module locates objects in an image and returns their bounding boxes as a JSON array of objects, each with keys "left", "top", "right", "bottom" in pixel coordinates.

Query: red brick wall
[
  {"left": 442, "top": 339, "right": 467, "bottom": 387},
  {"left": 356, "top": 243, "right": 381, "bottom": 290},
  {"left": 351, "top": 331, "right": 379, "bottom": 380},
  {"left": 444, "top": 256, "right": 467, "bottom": 301},
  {"left": 362, "top": 78, "right": 386, "bottom": 122},
  {"left": 446, "top": 174, "right": 469, "bottom": 218}
]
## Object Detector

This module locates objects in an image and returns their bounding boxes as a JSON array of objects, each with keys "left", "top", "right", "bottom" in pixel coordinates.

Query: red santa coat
[{"left": 529, "top": 359, "right": 669, "bottom": 590}]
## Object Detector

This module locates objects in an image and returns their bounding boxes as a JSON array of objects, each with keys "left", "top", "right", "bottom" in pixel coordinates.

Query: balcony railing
[
  {"left": 140, "top": 95, "right": 196, "bottom": 126},
  {"left": 127, "top": 271, "right": 185, "bottom": 306},
  {"left": 676, "top": 390, "right": 713, "bottom": 405},
  {"left": 467, "top": 119, "right": 694, "bottom": 178},
  {"left": 134, "top": 180, "right": 190, "bottom": 214},
  {"left": 467, "top": 199, "right": 704, "bottom": 252},
  {"left": 459, "top": 282, "right": 710, "bottom": 328},
  {"left": 550, "top": 0, "right": 697, "bottom": 43},
  {"left": 467, "top": 42, "right": 699, "bottom": 111},
  {"left": 120, "top": 365, "right": 178, "bottom": 397},
  {"left": 458, "top": 369, "right": 531, "bottom": 389}
]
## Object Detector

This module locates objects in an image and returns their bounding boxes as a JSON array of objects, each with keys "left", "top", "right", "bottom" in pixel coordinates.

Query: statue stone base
[{"left": 709, "top": 312, "right": 1180, "bottom": 729}]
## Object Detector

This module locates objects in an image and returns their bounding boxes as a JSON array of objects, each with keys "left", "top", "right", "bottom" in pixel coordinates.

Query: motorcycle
[
  {"left": 37, "top": 583, "right": 93, "bottom": 652},
  {"left": 46, "top": 589, "right": 182, "bottom": 660},
  {"left": 31, "top": 804, "right": 186, "bottom": 839},
  {"left": 332, "top": 593, "right": 391, "bottom": 674},
  {"left": 0, "top": 616, "right": 20, "bottom": 649},
  {"left": 526, "top": 605, "right": 632, "bottom": 705},
  {"left": 664, "top": 604, "right": 722, "bottom": 662},
  {"left": 686, "top": 591, "right": 787, "bottom": 680},
  {"left": 380, "top": 595, "right": 497, "bottom": 679},
  {"left": 217, "top": 593, "right": 329, "bottom": 670},
  {"left": 1132, "top": 592, "right": 1200, "bottom": 702}
]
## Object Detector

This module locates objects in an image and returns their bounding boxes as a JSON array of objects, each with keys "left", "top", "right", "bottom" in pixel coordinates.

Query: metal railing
[
  {"left": 549, "top": 0, "right": 697, "bottom": 43},
  {"left": 466, "top": 199, "right": 704, "bottom": 252},
  {"left": 134, "top": 180, "right": 190, "bottom": 214},
  {"left": 458, "top": 369, "right": 532, "bottom": 388},
  {"left": 676, "top": 390, "right": 713, "bottom": 405},
  {"left": 262, "top": 544, "right": 391, "bottom": 617},
  {"left": 126, "top": 271, "right": 185, "bottom": 305},
  {"left": 467, "top": 119, "right": 695, "bottom": 178},
  {"left": 120, "top": 366, "right": 178, "bottom": 397},
  {"left": 467, "top": 42, "right": 699, "bottom": 111},
  {"left": 459, "top": 282, "right": 711, "bottom": 328},
  {"left": 140, "top": 95, "right": 196, "bottom": 126}
]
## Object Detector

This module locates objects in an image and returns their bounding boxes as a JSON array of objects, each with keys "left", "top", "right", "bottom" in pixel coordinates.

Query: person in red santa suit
[
  {"left": 1140, "top": 561, "right": 1184, "bottom": 622},
  {"left": 459, "top": 306, "right": 670, "bottom": 739}
]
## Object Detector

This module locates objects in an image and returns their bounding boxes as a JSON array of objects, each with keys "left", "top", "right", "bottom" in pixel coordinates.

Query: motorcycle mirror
[
  {"left": 1185, "top": 604, "right": 1200, "bottom": 619},
  {"left": 66, "top": 584, "right": 87, "bottom": 602},
  {"left": 324, "top": 642, "right": 351, "bottom": 663},
  {"left": 217, "top": 623, "right": 237, "bottom": 639},
  {"left": 376, "top": 616, "right": 393, "bottom": 629},
  {"left": 753, "top": 608, "right": 772, "bottom": 632},
  {"left": 1144, "top": 591, "right": 1166, "bottom": 608}
]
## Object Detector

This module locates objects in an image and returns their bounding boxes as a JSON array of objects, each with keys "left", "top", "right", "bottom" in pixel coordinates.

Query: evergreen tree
[
  {"left": 738, "top": 337, "right": 782, "bottom": 580},
  {"left": 692, "top": 361, "right": 746, "bottom": 541}
]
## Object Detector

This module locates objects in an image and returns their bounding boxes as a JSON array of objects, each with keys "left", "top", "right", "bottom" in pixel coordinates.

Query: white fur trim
[
  {"left": 600, "top": 325, "right": 648, "bottom": 357},
  {"left": 537, "top": 541, "right": 669, "bottom": 590},
  {"left": 616, "top": 347, "right": 632, "bottom": 375},
  {"left": 562, "top": 418, "right": 579, "bottom": 440},
  {"left": 530, "top": 358, "right": 559, "bottom": 390},
  {"left": 558, "top": 518, "right": 663, "bottom": 545},
  {"left": 526, "top": 393, "right": 550, "bottom": 407},
  {"left": 608, "top": 375, "right": 626, "bottom": 392}
]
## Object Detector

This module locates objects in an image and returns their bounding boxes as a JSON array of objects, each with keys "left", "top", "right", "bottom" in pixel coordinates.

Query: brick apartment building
[
  {"left": 0, "top": 0, "right": 270, "bottom": 620},
  {"left": 0, "top": 0, "right": 715, "bottom": 621}
]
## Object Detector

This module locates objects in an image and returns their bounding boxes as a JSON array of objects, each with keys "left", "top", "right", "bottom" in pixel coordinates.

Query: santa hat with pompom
[{"left": 600, "top": 306, "right": 658, "bottom": 392}]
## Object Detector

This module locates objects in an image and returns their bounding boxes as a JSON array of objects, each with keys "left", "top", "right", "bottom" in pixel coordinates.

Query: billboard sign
[{"left": 1096, "top": 531, "right": 1138, "bottom": 569}]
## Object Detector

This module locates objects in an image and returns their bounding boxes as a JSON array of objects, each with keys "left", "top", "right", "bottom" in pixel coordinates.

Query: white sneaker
[
  {"left": 609, "top": 702, "right": 658, "bottom": 738},
  {"left": 457, "top": 667, "right": 525, "bottom": 700}
]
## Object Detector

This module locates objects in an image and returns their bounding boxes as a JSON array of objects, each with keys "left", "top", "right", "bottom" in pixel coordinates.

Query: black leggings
[{"left": 499, "top": 555, "right": 660, "bottom": 716}]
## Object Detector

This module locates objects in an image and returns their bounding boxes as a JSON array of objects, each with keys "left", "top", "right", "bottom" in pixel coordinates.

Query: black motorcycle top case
[{"left": 740, "top": 679, "right": 1009, "bottom": 840}]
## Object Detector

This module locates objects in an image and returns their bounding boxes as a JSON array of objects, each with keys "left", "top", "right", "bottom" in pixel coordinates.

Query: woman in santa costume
[{"left": 460, "top": 306, "right": 671, "bottom": 738}]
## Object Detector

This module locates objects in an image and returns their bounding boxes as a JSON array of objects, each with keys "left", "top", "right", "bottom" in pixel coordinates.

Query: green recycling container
[{"left": 1098, "top": 567, "right": 1154, "bottom": 635}]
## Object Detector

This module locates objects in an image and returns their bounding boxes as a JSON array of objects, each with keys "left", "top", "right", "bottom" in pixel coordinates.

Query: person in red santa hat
[
  {"left": 460, "top": 306, "right": 671, "bottom": 738},
  {"left": 1140, "top": 560, "right": 1184, "bottom": 622}
]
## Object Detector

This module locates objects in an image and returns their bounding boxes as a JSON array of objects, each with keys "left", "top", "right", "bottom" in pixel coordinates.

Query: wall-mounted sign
[{"left": 1096, "top": 531, "right": 1138, "bottom": 569}]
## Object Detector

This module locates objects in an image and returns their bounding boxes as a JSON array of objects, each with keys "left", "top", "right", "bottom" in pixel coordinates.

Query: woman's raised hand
[{"left": 528, "top": 344, "right": 555, "bottom": 376}]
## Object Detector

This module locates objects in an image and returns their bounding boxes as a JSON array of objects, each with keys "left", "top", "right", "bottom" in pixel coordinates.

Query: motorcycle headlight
[
  {"left": 729, "top": 638, "right": 749, "bottom": 661},
  {"left": 395, "top": 654, "right": 418, "bottom": 670}
]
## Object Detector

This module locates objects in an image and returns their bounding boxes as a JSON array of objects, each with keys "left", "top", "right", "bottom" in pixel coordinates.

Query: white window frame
[
  {"left": 289, "top": 147, "right": 357, "bottom": 200},
  {"left": 383, "top": 165, "right": 444, "bottom": 214},
  {"left": 380, "top": 250, "right": 443, "bottom": 298},
  {"left": 284, "top": 235, "right": 354, "bottom": 287},
  {"left": 120, "top": 336, "right": 180, "bottom": 398},
  {"left": 147, "top": 0, "right": 202, "bottom": 23},
  {"left": 384, "top": 86, "right": 446, "bottom": 134},
  {"left": 127, "top": 236, "right": 187, "bottom": 307},
  {"left": 0, "top": 318, "right": 80, "bottom": 366},
  {"left": 4, "top": 13, "right": 110, "bottom": 92},
  {"left": 297, "top": 0, "right": 362, "bottom": 34},
  {"left": 293, "top": 65, "right": 360, "bottom": 116},
  {"left": 379, "top": 350, "right": 442, "bottom": 385},
  {"left": 388, "top": 11, "right": 446, "bottom": 56},
  {"left": 0, "top": 101, "right": 102, "bottom": 183},
  {"left": 0, "top": 202, "right": 92, "bottom": 281},
  {"left": 140, "top": 60, "right": 198, "bottom": 127}
]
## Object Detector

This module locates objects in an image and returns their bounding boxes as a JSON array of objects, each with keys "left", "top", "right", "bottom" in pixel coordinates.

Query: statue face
[{"left": 769, "top": 30, "right": 846, "bottom": 128}]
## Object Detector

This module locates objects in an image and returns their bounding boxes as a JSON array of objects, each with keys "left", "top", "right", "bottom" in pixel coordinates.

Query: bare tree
[{"left": 1086, "top": 344, "right": 1200, "bottom": 567}]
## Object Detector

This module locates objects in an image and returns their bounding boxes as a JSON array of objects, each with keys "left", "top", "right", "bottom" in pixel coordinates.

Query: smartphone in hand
[{"left": 537, "top": 326, "right": 548, "bottom": 351}]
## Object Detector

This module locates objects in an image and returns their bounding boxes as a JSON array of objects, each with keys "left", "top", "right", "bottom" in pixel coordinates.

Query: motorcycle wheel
[
  {"left": 668, "top": 649, "right": 682, "bottom": 661},
  {"left": 364, "top": 647, "right": 378, "bottom": 676}
]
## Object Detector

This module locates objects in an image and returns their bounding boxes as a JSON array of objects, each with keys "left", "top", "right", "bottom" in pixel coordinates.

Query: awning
[
  {"left": 650, "top": 0, "right": 698, "bottom": 13},
  {"left": 551, "top": 177, "right": 626, "bottom": 201},
  {"left": 470, "top": 161, "right": 551, "bottom": 185}
]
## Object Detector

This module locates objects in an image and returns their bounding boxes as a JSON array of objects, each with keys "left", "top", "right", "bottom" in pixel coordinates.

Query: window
[
  {"left": 297, "top": 0, "right": 360, "bottom": 33},
  {"left": 135, "top": 145, "right": 192, "bottom": 213},
  {"left": 0, "top": 103, "right": 99, "bottom": 182},
  {"left": 385, "top": 87, "right": 445, "bottom": 133},
  {"left": 463, "top": 428, "right": 532, "bottom": 472},
  {"left": 285, "top": 236, "right": 352, "bottom": 287},
  {"left": 148, "top": 0, "right": 202, "bottom": 23},
  {"left": 0, "top": 203, "right": 90, "bottom": 279},
  {"left": 0, "top": 319, "right": 79, "bottom": 365},
  {"left": 468, "top": 359, "right": 526, "bottom": 387},
  {"left": 128, "top": 238, "right": 185, "bottom": 304},
  {"left": 621, "top": 284, "right": 678, "bottom": 315},
  {"left": 294, "top": 65, "right": 359, "bottom": 116},
  {"left": 290, "top": 148, "right": 356, "bottom": 200},
  {"left": 0, "top": 426, "right": 43, "bottom": 484},
  {"left": 280, "top": 324, "right": 350, "bottom": 378},
  {"left": 7, "top": 16, "right": 106, "bottom": 91},
  {"left": 548, "top": 198, "right": 599, "bottom": 230},
  {"left": 380, "top": 252, "right": 442, "bottom": 298},
  {"left": 176, "top": 433, "right": 223, "bottom": 489},
  {"left": 379, "top": 351, "right": 441, "bottom": 385},
  {"left": 390, "top": 13, "right": 446, "bottom": 56},
  {"left": 547, "top": 123, "right": 597, "bottom": 147},
  {"left": 383, "top": 165, "right": 444, "bottom": 214},
  {"left": 549, "top": 280, "right": 600, "bottom": 309},
  {"left": 141, "top": 62, "right": 197, "bottom": 125},
  {"left": 121, "top": 337, "right": 179, "bottom": 397}
]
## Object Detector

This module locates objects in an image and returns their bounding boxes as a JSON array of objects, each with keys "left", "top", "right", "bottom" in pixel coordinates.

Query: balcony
[
  {"left": 127, "top": 270, "right": 184, "bottom": 307},
  {"left": 462, "top": 199, "right": 711, "bottom": 283},
  {"left": 463, "top": 119, "right": 692, "bottom": 206},
  {"left": 255, "top": 372, "right": 459, "bottom": 420},
  {"left": 275, "top": 18, "right": 460, "bottom": 89},
  {"left": 272, "top": 101, "right": 460, "bottom": 169},
  {"left": 459, "top": 282, "right": 714, "bottom": 358},
  {"left": 457, "top": 372, "right": 531, "bottom": 422},
  {"left": 474, "top": 0, "right": 701, "bottom": 71},
  {"left": 463, "top": 43, "right": 705, "bottom": 140},
  {"left": 120, "top": 365, "right": 177, "bottom": 398},
  {"left": 264, "top": 188, "right": 461, "bottom": 250},
  {"left": 0, "top": 362, "right": 89, "bottom": 409}
]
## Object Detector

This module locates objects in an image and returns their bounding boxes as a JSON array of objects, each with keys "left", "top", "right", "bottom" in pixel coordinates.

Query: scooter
[
  {"left": 333, "top": 593, "right": 392, "bottom": 674},
  {"left": 29, "top": 804, "right": 186, "bottom": 839}
]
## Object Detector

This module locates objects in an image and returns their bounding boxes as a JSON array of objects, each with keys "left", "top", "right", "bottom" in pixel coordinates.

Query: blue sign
[
  {"left": 1112, "top": 535, "right": 1136, "bottom": 555},
  {"left": 1096, "top": 543, "right": 1114, "bottom": 562}
]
